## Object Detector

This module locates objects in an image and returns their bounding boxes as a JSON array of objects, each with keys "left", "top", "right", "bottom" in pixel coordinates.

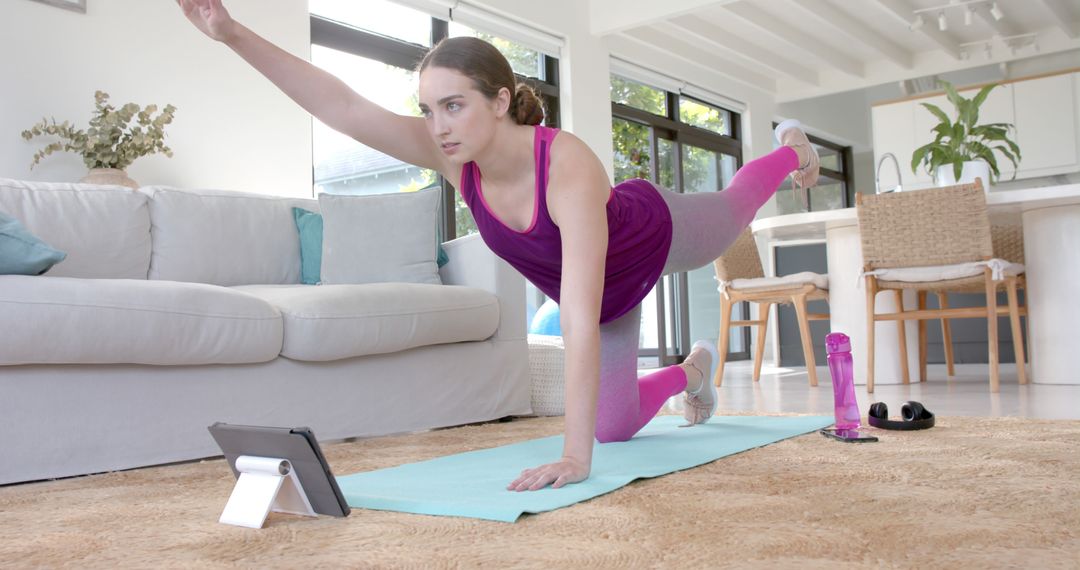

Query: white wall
[{"left": 1, "top": 0, "right": 313, "bottom": 198}]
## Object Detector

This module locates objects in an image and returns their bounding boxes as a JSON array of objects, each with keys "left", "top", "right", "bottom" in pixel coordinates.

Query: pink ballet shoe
[{"left": 774, "top": 119, "right": 819, "bottom": 210}]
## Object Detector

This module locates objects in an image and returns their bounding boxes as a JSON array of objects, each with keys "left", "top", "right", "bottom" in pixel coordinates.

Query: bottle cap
[{"left": 825, "top": 332, "right": 851, "bottom": 354}]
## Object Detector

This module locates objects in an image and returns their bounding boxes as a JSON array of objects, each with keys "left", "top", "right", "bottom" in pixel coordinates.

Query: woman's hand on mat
[
  {"left": 177, "top": 0, "right": 237, "bottom": 43},
  {"left": 507, "top": 456, "right": 590, "bottom": 492}
]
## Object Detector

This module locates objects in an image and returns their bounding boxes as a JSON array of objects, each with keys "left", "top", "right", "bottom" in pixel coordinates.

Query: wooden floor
[{"left": 648, "top": 360, "right": 1080, "bottom": 420}]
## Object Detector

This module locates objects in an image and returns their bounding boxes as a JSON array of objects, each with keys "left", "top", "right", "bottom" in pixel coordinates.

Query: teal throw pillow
[
  {"left": 0, "top": 210, "right": 67, "bottom": 275},
  {"left": 292, "top": 205, "right": 450, "bottom": 286},
  {"left": 293, "top": 207, "right": 323, "bottom": 285}
]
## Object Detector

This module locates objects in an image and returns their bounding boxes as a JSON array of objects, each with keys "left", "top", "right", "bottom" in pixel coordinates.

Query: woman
[{"left": 178, "top": 0, "right": 819, "bottom": 493}]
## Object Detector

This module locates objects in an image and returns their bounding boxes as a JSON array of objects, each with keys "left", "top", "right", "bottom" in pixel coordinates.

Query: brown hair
[{"left": 418, "top": 37, "right": 544, "bottom": 126}]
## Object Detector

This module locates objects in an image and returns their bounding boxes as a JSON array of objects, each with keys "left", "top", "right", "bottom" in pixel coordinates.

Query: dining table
[{"left": 749, "top": 183, "right": 1080, "bottom": 386}]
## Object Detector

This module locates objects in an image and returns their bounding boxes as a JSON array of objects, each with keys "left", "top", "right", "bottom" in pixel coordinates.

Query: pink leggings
[{"left": 594, "top": 146, "right": 800, "bottom": 443}]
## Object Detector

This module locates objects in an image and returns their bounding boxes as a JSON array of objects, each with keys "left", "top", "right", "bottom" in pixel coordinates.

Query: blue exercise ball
[{"left": 528, "top": 298, "right": 562, "bottom": 336}]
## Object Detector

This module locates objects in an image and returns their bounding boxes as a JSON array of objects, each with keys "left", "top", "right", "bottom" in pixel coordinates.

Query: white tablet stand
[{"left": 219, "top": 455, "right": 318, "bottom": 529}]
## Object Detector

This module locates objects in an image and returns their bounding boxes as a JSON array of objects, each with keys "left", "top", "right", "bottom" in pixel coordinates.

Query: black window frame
[{"left": 611, "top": 84, "right": 747, "bottom": 365}]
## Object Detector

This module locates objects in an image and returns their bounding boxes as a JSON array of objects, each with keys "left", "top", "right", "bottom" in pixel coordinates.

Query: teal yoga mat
[{"left": 336, "top": 414, "right": 833, "bottom": 522}]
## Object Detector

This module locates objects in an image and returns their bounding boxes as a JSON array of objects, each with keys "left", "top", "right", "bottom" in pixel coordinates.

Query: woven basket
[{"left": 527, "top": 334, "right": 565, "bottom": 416}]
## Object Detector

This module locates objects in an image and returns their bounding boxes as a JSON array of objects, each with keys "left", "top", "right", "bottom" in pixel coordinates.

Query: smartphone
[{"left": 820, "top": 428, "right": 879, "bottom": 443}]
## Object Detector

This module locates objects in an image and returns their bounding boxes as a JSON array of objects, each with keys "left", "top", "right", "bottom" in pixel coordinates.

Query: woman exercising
[{"left": 178, "top": 0, "right": 819, "bottom": 493}]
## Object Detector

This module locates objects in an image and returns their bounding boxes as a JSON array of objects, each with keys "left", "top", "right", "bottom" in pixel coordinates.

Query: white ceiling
[{"left": 594, "top": 0, "right": 1080, "bottom": 102}]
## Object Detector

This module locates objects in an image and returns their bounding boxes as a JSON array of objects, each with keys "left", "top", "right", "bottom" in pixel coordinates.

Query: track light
[
  {"left": 911, "top": 14, "right": 925, "bottom": 30},
  {"left": 938, "top": 11, "right": 948, "bottom": 32},
  {"left": 990, "top": 2, "right": 1004, "bottom": 21},
  {"left": 964, "top": 7, "right": 974, "bottom": 26}
]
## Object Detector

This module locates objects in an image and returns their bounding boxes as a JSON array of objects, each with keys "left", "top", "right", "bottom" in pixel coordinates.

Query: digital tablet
[{"left": 207, "top": 422, "right": 350, "bottom": 517}]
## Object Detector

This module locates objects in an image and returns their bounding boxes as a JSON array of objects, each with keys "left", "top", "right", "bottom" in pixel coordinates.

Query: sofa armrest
[{"left": 439, "top": 233, "right": 525, "bottom": 342}]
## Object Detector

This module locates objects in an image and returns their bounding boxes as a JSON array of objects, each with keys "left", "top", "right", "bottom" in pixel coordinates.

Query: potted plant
[
  {"left": 911, "top": 79, "right": 1021, "bottom": 188},
  {"left": 22, "top": 91, "right": 177, "bottom": 189}
]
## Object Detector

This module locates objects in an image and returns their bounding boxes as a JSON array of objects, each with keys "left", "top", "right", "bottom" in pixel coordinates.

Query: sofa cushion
[
  {"left": 0, "top": 178, "right": 151, "bottom": 279},
  {"left": 319, "top": 188, "right": 442, "bottom": 286},
  {"left": 0, "top": 210, "right": 67, "bottom": 275},
  {"left": 292, "top": 207, "right": 323, "bottom": 285},
  {"left": 141, "top": 186, "right": 318, "bottom": 286},
  {"left": 233, "top": 283, "right": 499, "bottom": 361},
  {"left": 0, "top": 275, "right": 282, "bottom": 365}
]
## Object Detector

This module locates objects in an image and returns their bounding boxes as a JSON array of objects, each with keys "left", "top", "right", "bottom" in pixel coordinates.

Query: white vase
[
  {"left": 80, "top": 168, "right": 138, "bottom": 189},
  {"left": 934, "top": 160, "right": 991, "bottom": 191}
]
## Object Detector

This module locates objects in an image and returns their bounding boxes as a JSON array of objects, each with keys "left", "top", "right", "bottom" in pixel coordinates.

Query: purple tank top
[{"left": 459, "top": 125, "right": 673, "bottom": 324}]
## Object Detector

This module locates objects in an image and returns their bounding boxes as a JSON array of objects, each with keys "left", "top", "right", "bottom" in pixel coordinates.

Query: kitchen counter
[{"left": 750, "top": 183, "right": 1080, "bottom": 387}]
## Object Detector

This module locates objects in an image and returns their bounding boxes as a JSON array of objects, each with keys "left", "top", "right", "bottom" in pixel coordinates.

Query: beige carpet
[{"left": 2, "top": 413, "right": 1079, "bottom": 569}]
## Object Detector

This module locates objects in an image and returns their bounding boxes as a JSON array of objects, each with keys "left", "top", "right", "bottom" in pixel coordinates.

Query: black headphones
[{"left": 867, "top": 401, "right": 935, "bottom": 431}]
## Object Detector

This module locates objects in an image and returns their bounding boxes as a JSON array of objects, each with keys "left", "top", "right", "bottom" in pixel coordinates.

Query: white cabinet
[
  {"left": 972, "top": 82, "right": 1017, "bottom": 181},
  {"left": 1013, "top": 73, "right": 1079, "bottom": 176},
  {"left": 871, "top": 102, "right": 917, "bottom": 190},
  {"left": 872, "top": 72, "right": 1077, "bottom": 188}
]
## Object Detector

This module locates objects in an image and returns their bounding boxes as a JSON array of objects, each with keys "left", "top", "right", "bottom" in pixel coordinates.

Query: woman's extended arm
[
  {"left": 177, "top": 0, "right": 448, "bottom": 174},
  {"left": 507, "top": 133, "right": 611, "bottom": 491}
]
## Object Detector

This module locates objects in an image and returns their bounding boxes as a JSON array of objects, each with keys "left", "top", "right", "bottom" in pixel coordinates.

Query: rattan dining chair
[
  {"left": 928, "top": 214, "right": 1028, "bottom": 384},
  {"left": 856, "top": 180, "right": 1026, "bottom": 393},
  {"left": 711, "top": 229, "right": 829, "bottom": 387}
]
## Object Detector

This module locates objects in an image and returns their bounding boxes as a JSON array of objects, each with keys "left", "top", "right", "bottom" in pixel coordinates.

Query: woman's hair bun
[{"left": 511, "top": 83, "right": 545, "bottom": 126}]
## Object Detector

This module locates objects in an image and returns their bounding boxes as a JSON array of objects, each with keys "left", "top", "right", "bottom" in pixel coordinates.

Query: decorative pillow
[
  {"left": 292, "top": 207, "right": 324, "bottom": 285},
  {"left": 319, "top": 188, "right": 443, "bottom": 285},
  {"left": 0, "top": 210, "right": 67, "bottom": 275}
]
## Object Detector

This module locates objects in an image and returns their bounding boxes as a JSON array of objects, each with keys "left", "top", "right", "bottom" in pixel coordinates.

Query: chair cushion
[
  {"left": 232, "top": 283, "right": 499, "bottom": 361},
  {"left": 730, "top": 271, "right": 828, "bottom": 292},
  {"left": 141, "top": 186, "right": 318, "bottom": 286},
  {"left": 867, "top": 260, "right": 1024, "bottom": 283},
  {"left": 0, "top": 178, "right": 151, "bottom": 279},
  {"left": 0, "top": 276, "right": 282, "bottom": 365}
]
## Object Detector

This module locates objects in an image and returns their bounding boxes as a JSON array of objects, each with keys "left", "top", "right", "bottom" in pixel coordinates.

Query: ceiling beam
[
  {"left": 666, "top": 16, "right": 819, "bottom": 85},
  {"left": 589, "top": 0, "right": 735, "bottom": 36},
  {"left": 794, "top": 0, "right": 913, "bottom": 69},
  {"left": 721, "top": 2, "right": 865, "bottom": 78},
  {"left": 619, "top": 27, "right": 776, "bottom": 93},
  {"left": 874, "top": 0, "right": 963, "bottom": 60},
  {"left": 974, "top": 2, "right": 1021, "bottom": 39},
  {"left": 1038, "top": 0, "right": 1080, "bottom": 38}
]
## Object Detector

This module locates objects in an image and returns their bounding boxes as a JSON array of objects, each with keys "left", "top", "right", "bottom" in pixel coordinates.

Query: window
[
  {"left": 310, "top": 0, "right": 431, "bottom": 46},
  {"left": 309, "top": 5, "right": 560, "bottom": 240},
  {"left": 449, "top": 23, "right": 545, "bottom": 80},
  {"left": 772, "top": 125, "right": 854, "bottom": 215},
  {"left": 310, "top": 46, "right": 434, "bottom": 196},
  {"left": 610, "top": 75, "right": 745, "bottom": 365},
  {"left": 678, "top": 96, "right": 730, "bottom": 136},
  {"left": 610, "top": 75, "right": 666, "bottom": 116}
]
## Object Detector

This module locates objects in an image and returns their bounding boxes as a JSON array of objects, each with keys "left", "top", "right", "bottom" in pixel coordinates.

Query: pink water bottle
[{"left": 825, "top": 332, "right": 861, "bottom": 430}]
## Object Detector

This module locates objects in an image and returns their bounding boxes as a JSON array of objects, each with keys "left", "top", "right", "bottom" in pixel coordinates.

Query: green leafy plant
[
  {"left": 911, "top": 79, "right": 1021, "bottom": 184},
  {"left": 22, "top": 91, "right": 177, "bottom": 170}
]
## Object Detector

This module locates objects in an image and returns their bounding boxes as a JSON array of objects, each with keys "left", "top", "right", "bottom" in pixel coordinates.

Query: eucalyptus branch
[{"left": 21, "top": 91, "right": 176, "bottom": 171}]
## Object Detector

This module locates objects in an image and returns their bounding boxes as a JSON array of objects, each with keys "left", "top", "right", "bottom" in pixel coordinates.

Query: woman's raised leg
[{"left": 658, "top": 122, "right": 818, "bottom": 274}]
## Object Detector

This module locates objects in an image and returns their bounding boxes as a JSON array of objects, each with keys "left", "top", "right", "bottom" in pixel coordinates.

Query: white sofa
[{"left": 0, "top": 179, "right": 531, "bottom": 485}]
